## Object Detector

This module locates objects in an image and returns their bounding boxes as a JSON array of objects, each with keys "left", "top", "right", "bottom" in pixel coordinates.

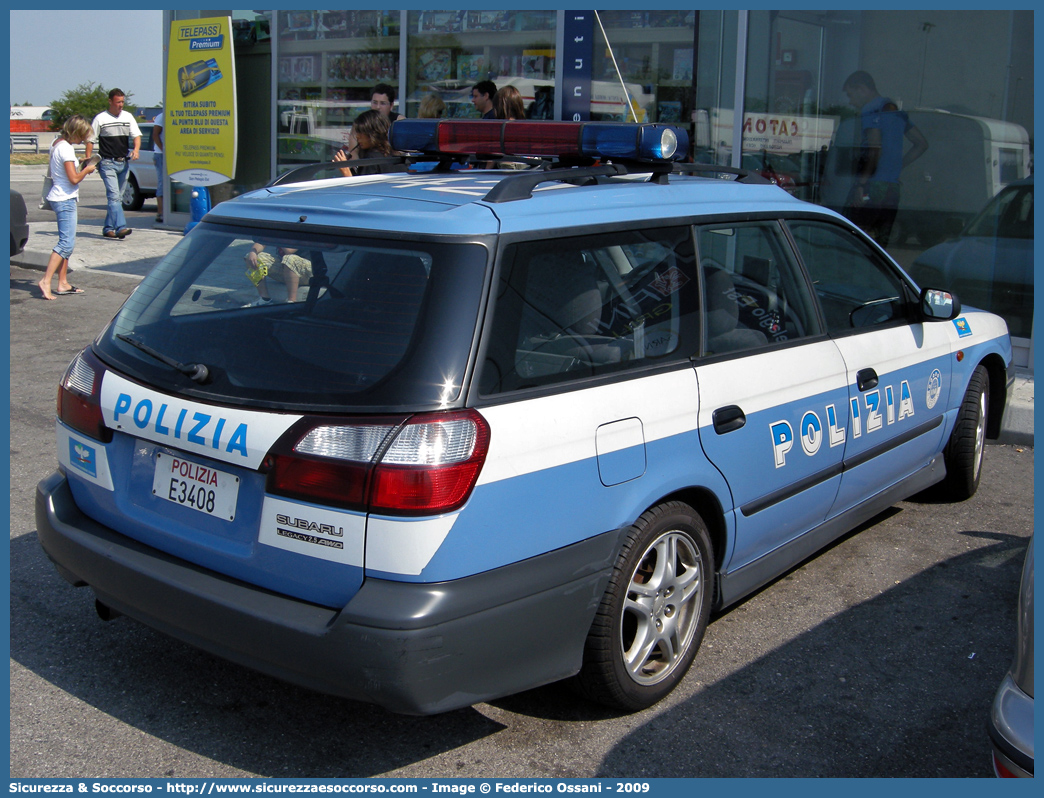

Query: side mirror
[{"left": 920, "top": 287, "right": 961, "bottom": 321}]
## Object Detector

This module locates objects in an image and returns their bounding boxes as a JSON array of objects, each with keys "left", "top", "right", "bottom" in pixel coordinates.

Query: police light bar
[{"left": 390, "top": 119, "right": 688, "bottom": 162}]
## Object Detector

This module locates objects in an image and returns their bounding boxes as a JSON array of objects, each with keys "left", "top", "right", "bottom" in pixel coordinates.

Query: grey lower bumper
[{"left": 36, "top": 471, "right": 619, "bottom": 715}]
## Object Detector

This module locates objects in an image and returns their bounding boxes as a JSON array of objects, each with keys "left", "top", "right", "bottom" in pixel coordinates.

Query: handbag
[{"left": 39, "top": 172, "right": 54, "bottom": 211}]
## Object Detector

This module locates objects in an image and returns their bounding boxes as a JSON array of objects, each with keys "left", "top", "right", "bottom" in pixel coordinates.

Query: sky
[{"left": 9, "top": 10, "right": 164, "bottom": 108}]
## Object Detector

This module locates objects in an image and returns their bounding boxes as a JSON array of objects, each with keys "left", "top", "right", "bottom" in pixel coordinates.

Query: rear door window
[{"left": 479, "top": 227, "right": 699, "bottom": 394}]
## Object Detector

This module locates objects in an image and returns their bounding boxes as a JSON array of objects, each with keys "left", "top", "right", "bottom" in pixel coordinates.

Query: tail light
[
  {"left": 57, "top": 348, "right": 112, "bottom": 443},
  {"left": 266, "top": 409, "right": 490, "bottom": 516},
  {"left": 993, "top": 753, "right": 1018, "bottom": 778}
]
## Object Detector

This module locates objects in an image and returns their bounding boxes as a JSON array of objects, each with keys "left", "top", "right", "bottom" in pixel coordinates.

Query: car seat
[{"left": 703, "top": 266, "right": 768, "bottom": 355}]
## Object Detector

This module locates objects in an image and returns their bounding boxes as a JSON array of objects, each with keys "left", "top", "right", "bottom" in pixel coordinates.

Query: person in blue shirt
[
  {"left": 842, "top": 71, "right": 928, "bottom": 247},
  {"left": 471, "top": 80, "right": 497, "bottom": 119}
]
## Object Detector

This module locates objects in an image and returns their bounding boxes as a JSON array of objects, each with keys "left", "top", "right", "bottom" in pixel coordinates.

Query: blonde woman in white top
[{"left": 38, "top": 115, "right": 96, "bottom": 300}]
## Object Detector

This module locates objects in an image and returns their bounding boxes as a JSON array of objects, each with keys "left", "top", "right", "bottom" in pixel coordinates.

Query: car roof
[{"left": 208, "top": 168, "right": 845, "bottom": 237}]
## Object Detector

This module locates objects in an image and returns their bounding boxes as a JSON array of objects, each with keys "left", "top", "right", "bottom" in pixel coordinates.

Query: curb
[
  {"left": 998, "top": 368, "right": 1034, "bottom": 447},
  {"left": 11, "top": 249, "right": 51, "bottom": 270},
  {"left": 12, "top": 215, "right": 184, "bottom": 280}
]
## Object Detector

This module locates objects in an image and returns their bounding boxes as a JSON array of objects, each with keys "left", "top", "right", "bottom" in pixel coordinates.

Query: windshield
[
  {"left": 964, "top": 182, "right": 1033, "bottom": 240},
  {"left": 95, "top": 222, "right": 490, "bottom": 412}
]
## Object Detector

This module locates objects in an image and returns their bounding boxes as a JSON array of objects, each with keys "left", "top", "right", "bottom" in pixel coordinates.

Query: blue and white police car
[{"left": 37, "top": 119, "right": 1014, "bottom": 714}]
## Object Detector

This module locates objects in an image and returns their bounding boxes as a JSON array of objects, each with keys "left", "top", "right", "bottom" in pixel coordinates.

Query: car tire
[
  {"left": 574, "top": 501, "right": 713, "bottom": 710},
  {"left": 122, "top": 174, "right": 144, "bottom": 211},
  {"left": 939, "top": 364, "right": 989, "bottom": 501}
]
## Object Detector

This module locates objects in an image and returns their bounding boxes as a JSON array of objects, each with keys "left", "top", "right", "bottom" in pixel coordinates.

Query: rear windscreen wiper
[{"left": 116, "top": 334, "right": 210, "bottom": 384}]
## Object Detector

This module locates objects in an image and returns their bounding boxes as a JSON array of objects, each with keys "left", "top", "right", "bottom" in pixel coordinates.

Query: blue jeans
[
  {"left": 51, "top": 197, "right": 78, "bottom": 259},
  {"left": 98, "top": 157, "right": 129, "bottom": 234},
  {"left": 153, "top": 151, "right": 164, "bottom": 199}
]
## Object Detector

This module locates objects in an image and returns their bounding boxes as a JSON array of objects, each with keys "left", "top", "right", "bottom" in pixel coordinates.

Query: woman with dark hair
[
  {"left": 493, "top": 85, "right": 525, "bottom": 121},
  {"left": 334, "top": 109, "right": 396, "bottom": 175}
]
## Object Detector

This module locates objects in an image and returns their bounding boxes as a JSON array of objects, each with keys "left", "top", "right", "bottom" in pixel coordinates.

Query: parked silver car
[
  {"left": 122, "top": 122, "right": 157, "bottom": 211},
  {"left": 988, "top": 534, "right": 1034, "bottom": 777}
]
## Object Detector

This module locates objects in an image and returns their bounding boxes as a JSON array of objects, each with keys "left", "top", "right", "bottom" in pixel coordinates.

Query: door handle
[
  {"left": 713, "top": 405, "right": 746, "bottom": 434},
  {"left": 857, "top": 368, "right": 879, "bottom": 391}
]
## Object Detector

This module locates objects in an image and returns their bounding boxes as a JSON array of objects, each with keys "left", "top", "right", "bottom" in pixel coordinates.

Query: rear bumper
[
  {"left": 11, "top": 225, "right": 29, "bottom": 256},
  {"left": 36, "top": 470, "right": 618, "bottom": 714},
  {"left": 987, "top": 672, "right": 1034, "bottom": 777}
]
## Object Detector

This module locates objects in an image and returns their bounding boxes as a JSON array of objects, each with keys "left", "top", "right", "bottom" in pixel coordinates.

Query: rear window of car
[
  {"left": 139, "top": 124, "right": 155, "bottom": 152},
  {"left": 95, "top": 222, "right": 490, "bottom": 412}
]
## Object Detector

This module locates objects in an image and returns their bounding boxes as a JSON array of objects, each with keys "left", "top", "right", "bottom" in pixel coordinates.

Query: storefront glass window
[
  {"left": 693, "top": 10, "right": 739, "bottom": 165},
  {"left": 275, "top": 10, "right": 402, "bottom": 173},
  {"left": 737, "top": 10, "right": 1033, "bottom": 354},
  {"left": 170, "top": 9, "right": 1032, "bottom": 364},
  {"left": 404, "top": 11, "right": 557, "bottom": 121},
  {"left": 587, "top": 11, "right": 696, "bottom": 126}
]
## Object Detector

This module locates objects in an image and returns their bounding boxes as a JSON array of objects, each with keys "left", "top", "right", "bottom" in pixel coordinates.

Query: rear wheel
[
  {"left": 122, "top": 174, "right": 143, "bottom": 211},
  {"left": 939, "top": 364, "right": 989, "bottom": 500},
  {"left": 575, "top": 501, "right": 713, "bottom": 710}
]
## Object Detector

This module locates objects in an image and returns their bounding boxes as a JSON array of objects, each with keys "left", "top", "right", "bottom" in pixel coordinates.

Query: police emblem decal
[
  {"left": 69, "top": 438, "right": 97, "bottom": 478},
  {"left": 925, "top": 369, "right": 942, "bottom": 410}
]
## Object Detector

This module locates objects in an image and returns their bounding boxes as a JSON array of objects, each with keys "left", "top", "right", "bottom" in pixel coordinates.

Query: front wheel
[
  {"left": 938, "top": 364, "right": 989, "bottom": 500},
  {"left": 575, "top": 501, "right": 713, "bottom": 710}
]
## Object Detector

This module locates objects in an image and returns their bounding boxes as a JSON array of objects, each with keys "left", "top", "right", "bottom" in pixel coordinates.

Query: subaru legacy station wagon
[{"left": 37, "top": 119, "right": 1014, "bottom": 715}]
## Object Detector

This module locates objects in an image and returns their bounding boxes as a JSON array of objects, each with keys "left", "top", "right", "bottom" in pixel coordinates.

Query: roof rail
[
  {"left": 267, "top": 154, "right": 554, "bottom": 186},
  {"left": 481, "top": 163, "right": 630, "bottom": 203},
  {"left": 267, "top": 158, "right": 408, "bottom": 187},
  {"left": 671, "top": 163, "right": 771, "bottom": 184},
  {"left": 267, "top": 157, "right": 769, "bottom": 201}
]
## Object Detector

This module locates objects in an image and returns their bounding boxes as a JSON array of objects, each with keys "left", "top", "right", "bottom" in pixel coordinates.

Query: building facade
[{"left": 163, "top": 9, "right": 1034, "bottom": 365}]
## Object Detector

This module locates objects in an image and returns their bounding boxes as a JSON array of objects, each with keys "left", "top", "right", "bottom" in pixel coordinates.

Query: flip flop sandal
[{"left": 55, "top": 286, "right": 85, "bottom": 295}]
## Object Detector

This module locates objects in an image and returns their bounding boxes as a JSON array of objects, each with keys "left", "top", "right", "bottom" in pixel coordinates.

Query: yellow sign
[{"left": 165, "top": 16, "right": 237, "bottom": 185}]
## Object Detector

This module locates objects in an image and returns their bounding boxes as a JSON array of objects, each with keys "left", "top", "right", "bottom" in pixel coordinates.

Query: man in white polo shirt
[{"left": 85, "top": 88, "right": 141, "bottom": 239}]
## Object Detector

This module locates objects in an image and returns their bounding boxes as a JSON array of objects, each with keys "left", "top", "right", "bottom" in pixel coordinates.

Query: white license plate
[{"left": 152, "top": 452, "right": 240, "bottom": 521}]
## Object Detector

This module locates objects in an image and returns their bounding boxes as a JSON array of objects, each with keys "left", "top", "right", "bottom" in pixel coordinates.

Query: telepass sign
[{"left": 165, "top": 17, "right": 237, "bottom": 186}]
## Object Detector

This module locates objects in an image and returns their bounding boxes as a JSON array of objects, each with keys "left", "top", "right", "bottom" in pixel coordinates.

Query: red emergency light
[{"left": 390, "top": 119, "right": 687, "bottom": 162}]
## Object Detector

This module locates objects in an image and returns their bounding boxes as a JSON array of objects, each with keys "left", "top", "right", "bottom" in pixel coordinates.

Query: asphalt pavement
[{"left": 11, "top": 160, "right": 1033, "bottom": 446}]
